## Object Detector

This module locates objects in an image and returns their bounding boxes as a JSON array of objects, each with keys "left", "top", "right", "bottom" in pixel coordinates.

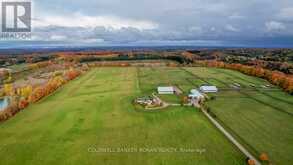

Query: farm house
[
  {"left": 157, "top": 86, "right": 174, "bottom": 94},
  {"left": 189, "top": 89, "right": 204, "bottom": 99},
  {"left": 188, "top": 89, "right": 204, "bottom": 107},
  {"left": 135, "top": 96, "right": 162, "bottom": 107},
  {"left": 199, "top": 86, "right": 218, "bottom": 93}
]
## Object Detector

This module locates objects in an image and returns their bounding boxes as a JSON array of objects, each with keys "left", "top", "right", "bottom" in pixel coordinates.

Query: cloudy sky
[{"left": 1, "top": 0, "right": 293, "bottom": 47}]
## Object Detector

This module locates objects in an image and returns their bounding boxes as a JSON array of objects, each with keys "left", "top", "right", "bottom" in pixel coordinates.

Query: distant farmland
[
  {"left": 0, "top": 67, "right": 292, "bottom": 165},
  {"left": 185, "top": 67, "right": 293, "bottom": 165},
  {"left": 0, "top": 68, "right": 245, "bottom": 165}
]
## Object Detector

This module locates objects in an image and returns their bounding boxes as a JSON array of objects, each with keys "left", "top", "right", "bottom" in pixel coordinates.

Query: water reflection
[{"left": 0, "top": 97, "right": 9, "bottom": 111}]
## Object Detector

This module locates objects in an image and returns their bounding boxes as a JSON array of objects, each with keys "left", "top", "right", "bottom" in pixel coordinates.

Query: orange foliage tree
[
  {"left": 259, "top": 153, "right": 269, "bottom": 162},
  {"left": 247, "top": 159, "right": 256, "bottom": 165},
  {"left": 18, "top": 99, "right": 29, "bottom": 109},
  {"left": 1, "top": 65, "right": 84, "bottom": 122},
  {"left": 65, "top": 68, "right": 80, "bottom": 80},
  {"left": 29, "top": 76, "right": 66, "bottom": 103},
  {"left": 29, "top": 86, "right": 45, "bottom": 103}
]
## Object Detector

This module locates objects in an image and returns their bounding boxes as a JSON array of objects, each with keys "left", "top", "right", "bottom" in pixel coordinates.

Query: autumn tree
[
  {"left": 4, "top": 83, "right": 14, "bottom": 96},
  {"left": 270, "top": 71, "right": 286, "bottom": 87},
  {"left": 181, "top": 96, "right": 189, "bottom": 105},
  {"left": 283, "top": 77, "right": 293, "bottom": 94},
  {"left": 29, "top": 87, "right": 45, "bottom": 103},
  {"left": 259, "top": 153, "right": 269, "bottom": 162},
  {"left": 18, "top": 99, "right": 29, "bottom": 109},
  {"left": 65, "top": 68, "right": 80, "bottom": 80},
  {"left": 16, "top": 85, "right": 33, "bottom": 99},
  {"left": 247, "top": 159, "right": 256, "bottom": 165}
]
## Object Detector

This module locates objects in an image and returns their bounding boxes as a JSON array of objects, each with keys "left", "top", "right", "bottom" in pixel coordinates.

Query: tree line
[{"left": 0, "top": 67, "right": 83, "bottom": 122}]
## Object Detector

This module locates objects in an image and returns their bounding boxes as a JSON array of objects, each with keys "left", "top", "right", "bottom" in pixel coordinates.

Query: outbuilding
[
  {"left": 157, "top": 86, "right": 174, "bottom": 94},
  {"left": 199, "top": 86, "right": 218, "bottom": 93},
  {"left": 189, "top": 89, "right": 204, "bottom": 99}
]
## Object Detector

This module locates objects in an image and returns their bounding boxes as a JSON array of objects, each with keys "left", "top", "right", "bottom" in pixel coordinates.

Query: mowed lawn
[
  {"left": 185, "top": 67, "right": 293, "bottom": 165},
  {"left": 0, "top": 67, "right": 245, "bottom": 165}
]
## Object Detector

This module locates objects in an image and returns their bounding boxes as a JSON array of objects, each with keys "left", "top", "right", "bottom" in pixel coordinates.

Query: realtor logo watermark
[{"left": 1, "top": 1, "right": 31, "bottom": 39}]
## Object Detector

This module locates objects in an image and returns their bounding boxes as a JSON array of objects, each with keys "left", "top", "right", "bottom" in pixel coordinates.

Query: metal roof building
[
  {"left": 157, "top": 86, "right": 174, "bottom": 94},
  {"left": 199, "top": 86, "right": 218, "bottom": 93}
]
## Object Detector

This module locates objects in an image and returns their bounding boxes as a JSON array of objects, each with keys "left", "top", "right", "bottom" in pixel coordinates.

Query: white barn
[
  {"left": 157, "top": 86, "right": 174, "bottom": 94},
  {"left": 199, "top": 86, "right": 218, "bottom": 93}
]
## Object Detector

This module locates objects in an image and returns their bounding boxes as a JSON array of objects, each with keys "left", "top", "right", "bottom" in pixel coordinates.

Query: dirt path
[{"left": 201, "top": 108, "right": 261, "bottom": 165}]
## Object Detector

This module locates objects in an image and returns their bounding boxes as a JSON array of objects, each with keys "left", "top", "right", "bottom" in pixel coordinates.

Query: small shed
[
  {"left": 199, "top": 86, "right": 218, "bottom": 93},
  {"left": 157, "top": 86, "right": 174, "bottom": 94}
]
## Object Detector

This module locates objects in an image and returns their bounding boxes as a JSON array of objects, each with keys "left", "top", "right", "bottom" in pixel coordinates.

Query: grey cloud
[{"left": 17, "top": 0, "right": 293, "bottom": 46}]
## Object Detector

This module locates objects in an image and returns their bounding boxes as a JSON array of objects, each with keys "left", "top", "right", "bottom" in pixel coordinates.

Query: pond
[{"left": 0, "top": 97, "right": 10, "bottom": 111}]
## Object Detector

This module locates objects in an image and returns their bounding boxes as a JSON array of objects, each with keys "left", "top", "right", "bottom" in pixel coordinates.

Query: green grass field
[
  {"left": 184, "top": 67, "right": 293, "bottom": 165},
  {"left": 7, "top": 63, "right": 28, "bottom": 72},
  {"left": 0, "top": 67, "right": 246, "bottom": 165}
]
